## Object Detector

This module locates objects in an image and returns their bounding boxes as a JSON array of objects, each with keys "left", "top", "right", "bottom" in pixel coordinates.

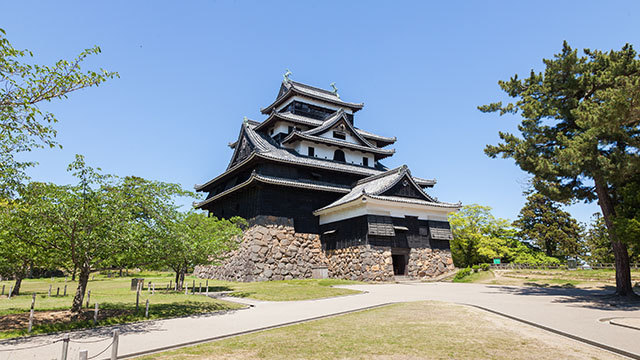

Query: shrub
[
  {"left": 471, "top": 265, "right": 480, "bottom": 272},
  {"left": 454, "top": 267, "right": 473, "bottom": 281},
  {"left": 480, "top": 263, "right": 491, "bottom": 271}
]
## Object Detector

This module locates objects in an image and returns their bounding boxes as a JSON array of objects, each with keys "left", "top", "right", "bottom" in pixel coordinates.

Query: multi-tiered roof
[{"left": 194, "top": 78, "right": 459, "bottom": 234}]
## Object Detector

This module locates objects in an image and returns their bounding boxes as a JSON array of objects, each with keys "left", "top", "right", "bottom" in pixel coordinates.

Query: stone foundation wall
[
  {"left": 407, "top": 248, "right": 455, "bottom": 279},
  {"left": 194, "top": 224, "right": 328, "bottom": 282},
  {"left": 194, "top": 223, "right": 455, "bottom": 282},
  {"left": 326, "top": 245, "right": 395, "bottom": 281}
]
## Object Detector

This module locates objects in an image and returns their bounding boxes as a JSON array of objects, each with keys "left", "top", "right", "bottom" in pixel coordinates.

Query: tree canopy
[
  {"left": 480, "top": 42, "right": 640, "bottom": 295},
  {"left": 449, "top": 204, "right": 559, "bottom": 267},
  {"left": 513, "top": 192, "right": 583, "bottom": 259},
  {"left": 0, "top": 28, "right": 117, "bottom": 197}
]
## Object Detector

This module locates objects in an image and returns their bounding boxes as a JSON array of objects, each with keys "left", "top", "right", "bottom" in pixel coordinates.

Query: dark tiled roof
[
  {"left": 282, "top": 131, "right": 395, "bottom": 157},
  {"left": 194, "top": 172, "right": 352, "bottom": 209},
  {"left": 261, "top": 80, "right": 364, "bottom": 115},
  {"left": 195, "top": 122, "right": 389, "bottom": 192},
  {"left": 314, "top": 165, "right": 461, "bottom": 214}
]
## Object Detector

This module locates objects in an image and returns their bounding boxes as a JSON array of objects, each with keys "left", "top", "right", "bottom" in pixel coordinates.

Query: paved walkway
[{"left": 1, "top": 283, "right": 639, "bottom": 359}]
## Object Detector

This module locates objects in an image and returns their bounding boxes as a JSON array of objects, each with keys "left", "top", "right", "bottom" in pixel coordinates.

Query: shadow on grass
[
  {"left": 487, "top": 285, "right": 640, "bottom": 311},
  {"left": 0, "top": 300, "right": 239, "bottom": 343}
]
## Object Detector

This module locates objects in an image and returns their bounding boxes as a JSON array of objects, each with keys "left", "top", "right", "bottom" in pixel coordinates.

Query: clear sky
[{"left": 2, "top": 1, "right": 638, "bottom": 224}]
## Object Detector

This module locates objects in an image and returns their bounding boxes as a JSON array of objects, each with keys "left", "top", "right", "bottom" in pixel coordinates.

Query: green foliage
[
  {"left": 479, "top": 41, "right": 640, "bottom": 294},
  {"left": 0, "top": 28, "right": 118, "bottom": 198},
  {"left": 153, "top": 212, "right": 246, "bottom": 290},
  {"left": 584, "top": 213, "right": 614, "bottom": 264},
  {"left": 454, "top": 267, "right": 472, "bottom": 281},
  {"left": 471, "top": 265, "right": 479, "bottom": 272},
  {"left": 480, "top": 263, "right": 491, "bottom": 271},
  {"left": 449, "top": 204, "right": 560, "bottom": 267},
  {"left": 513, "top": 192, "right": 583, "bottom": 259}
]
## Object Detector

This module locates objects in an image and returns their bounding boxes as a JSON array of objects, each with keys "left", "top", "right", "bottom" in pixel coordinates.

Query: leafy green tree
[
  {"left": 480, "top": 42, "right": 640, "bottom": 295},
  {"left": 0, "top": 28, "right": 117, "bottom": 197},
  {"left": 156, "top": 212, "right": 245, "bottom": 290},
  {"left": 449, "top": 204, "right": 560, "bottom": 267},
  {"left": 584, "top": 213, "right": 615, "bottom": 265},
  {"left": 513, "top": 193, "right": 583, "bottom": 259},
  {"left": 25, "top": 155, "right": 189, "bottom": 312},
  {"left": 0, "top": 194, "right": 53, "bottom": 296}
]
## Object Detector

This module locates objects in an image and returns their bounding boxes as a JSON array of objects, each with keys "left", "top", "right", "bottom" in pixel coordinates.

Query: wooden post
[
  {"left": 152, "top": 283, "right": 155, "bottom": 295},
  {"left": 148, "top": 281, "right": 151, "bottom": 294},
  {"left": 61, "top": 334, "right": 70, "bottom": 360},
  {"left": 199, "top": 282, "right": 202, "bottom": 294},
  {"left": 48, "top": 284, "right": 52, "bottom": 297},
  {"left": 56, "top": 287, "right": 60, "bottom": 296},
  {"left": 1, "top": 284, "right": 4, "bottom": 296},
  {"left": 94, "top": 302, "right": 99, "bottom": 325},
  {"left": 28, "top": 293, "right": 36, "bottom": 333},
  {"left": 169, "top": 280, "right": 172, "bottom": 290},
  {"left": 111, "top": 329, "right": 119, "bottom": 360},
  {"left": 79, "top": 349, "right": 88, "bottom": 360},
  {"left": 145, "top": 299, "right": 149, "bottom": 318},
  {"left": 174, "top": 282, "right": 177, "bottom": 291},
  {"left": 8, "top": 285, "right": 12, "bottom": 299},
  {"left": 63, "top": 285, "right": 67, "bottom": 296},
  {"left": 86, "top": 290, "right": 91, "bottom": 308},
  {"left": 185, "top": 284, "right": 188, "bottom": 295},
  {"left": 136, "top": 282, "right": 141, "bottom": 312},
  {"left": 206, "top": 280, "right": 209, "bottom": 296}
]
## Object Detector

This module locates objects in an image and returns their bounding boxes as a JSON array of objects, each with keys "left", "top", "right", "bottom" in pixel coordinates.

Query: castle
[{"left": 194, "top": 76, "right": 460, "bottom": 281}]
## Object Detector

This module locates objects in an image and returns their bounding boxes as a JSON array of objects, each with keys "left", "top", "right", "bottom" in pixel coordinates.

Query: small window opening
[
  {"left": 288, "top": 126, "right": 293, "bottom": 134},
  {"left": 333, "top": 149, "right": 346, "bottom": 162},
  {"left": 308, "top": 146, "right": 315, "bottom": 157},
  {"left": 363, "top": 157, "right": 369, "bottom": 167},
  {"left": 270, "top": 128, "right": 274, "bottom": 135},
  {"left": 333, "top": 131, "right": 346, "bottom": 140}
]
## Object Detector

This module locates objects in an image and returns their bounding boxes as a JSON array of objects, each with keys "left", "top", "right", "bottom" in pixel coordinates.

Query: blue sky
[{"left": 2, "top": 1, "right": 638, "bottom": 224}]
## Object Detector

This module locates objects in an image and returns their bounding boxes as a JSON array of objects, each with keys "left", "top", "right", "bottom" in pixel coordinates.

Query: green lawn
[
  {"left": 458, "top": 268, "right": 640, "bottom": 289},
  {"left": 0, "top": 273, "right": 361, "bottom": 339},
  {"left": 140, "top": 301, "right": 621, "bottom": 360}
]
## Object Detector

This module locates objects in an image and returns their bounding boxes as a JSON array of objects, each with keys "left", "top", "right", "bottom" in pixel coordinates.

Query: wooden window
[
  {"left": 362, "top": 157, "right": 369, "bottom": 167},
  {"left": 333, "top": 149, "right": 346, "bottom": 162},
  {"left": 333, "top": 131, "right": 346, "bottom": 140},
  {"left": 288, "top": 126, "right": 293, "bottom": 134},
  {"left": 308, "top": 146, "right": 315, "bottom": 157}
]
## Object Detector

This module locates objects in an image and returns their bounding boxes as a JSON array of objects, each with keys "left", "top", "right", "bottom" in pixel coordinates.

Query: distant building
[{"left": 194, "top": 78, "right": 460, "bottom": 281}]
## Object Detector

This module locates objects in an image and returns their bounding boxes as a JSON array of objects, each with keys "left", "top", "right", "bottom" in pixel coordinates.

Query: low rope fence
[
  {"left": 491, "top": 263, "right": 640, "bottom": 270},
  {"left": 0, "top": 329, "right": 120, "bottom": 360}
]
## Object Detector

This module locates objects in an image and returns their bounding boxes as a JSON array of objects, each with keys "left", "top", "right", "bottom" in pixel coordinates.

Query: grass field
[
  {"left": 457, "top": 268, "right": 640, "bottom": 289},
  {"left": 140, "top": 301, "right": 622, "bottom": 360},
  {"left": 0, "top": 273, "right": 360, "bottom": 339}
]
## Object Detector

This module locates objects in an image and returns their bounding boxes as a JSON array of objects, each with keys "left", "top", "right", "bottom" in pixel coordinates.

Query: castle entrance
[{"left": 391, "top": 253, "right": 407, "bottom": 276}]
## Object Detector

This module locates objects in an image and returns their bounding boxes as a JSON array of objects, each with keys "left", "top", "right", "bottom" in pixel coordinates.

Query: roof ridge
[
  {"left": 288, "top": 80, "right": 337, "bottom": 96},
  {"left": 355, "top": 165, "right": 407, "bottom": 186}
]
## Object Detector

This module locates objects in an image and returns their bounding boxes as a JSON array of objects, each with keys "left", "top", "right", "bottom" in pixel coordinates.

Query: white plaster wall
[
  {"left": 318, "top": 197, "right": 456, "bottom": 225},
  {"left": 318, "top": 128, "right": 360, "bottom": 146},
  {"left": 285, "top": 140, "right": 374, "bottom": 167},
  {"left": 270, "top": 121, "right": 309, "bottom": 136}
]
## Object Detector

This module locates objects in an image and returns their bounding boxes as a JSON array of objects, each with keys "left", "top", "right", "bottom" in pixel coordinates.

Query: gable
[
  {"left": 315, "top": 117, "right": 370, "bottom": 147},
  {"left": 380, "top": 174, "right": 430, "bottom": 200},
  {"left": 228, "top": 131, "right": 255, "bottom": 168}
]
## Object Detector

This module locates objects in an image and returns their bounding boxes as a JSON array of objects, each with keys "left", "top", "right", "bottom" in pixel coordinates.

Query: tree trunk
[
  {"left": 11, "top": 275, "right": 23, "bottom": 297},
  {"left": 71, "top": 266, "right": 77, "bottom": 282},
  {"left": 594, "top": 176, "right": 634, "bottom": 296},
  {"left": 71, "top": 266, "right": 91, "bottom": 313},
  {"left": 178, "top": 267, "right": 186, "bottom": 291},
  {"left": 119, "top": 268, "right": 123, "bottom": 277}
]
